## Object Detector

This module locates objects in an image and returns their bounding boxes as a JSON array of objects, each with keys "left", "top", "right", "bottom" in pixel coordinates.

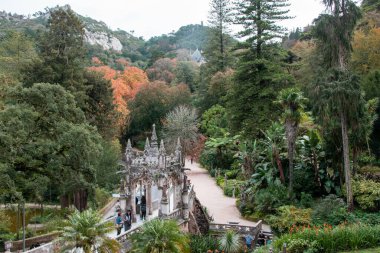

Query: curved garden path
[{"left": 186, "top": 160, "right": 270, "bottom": 231}]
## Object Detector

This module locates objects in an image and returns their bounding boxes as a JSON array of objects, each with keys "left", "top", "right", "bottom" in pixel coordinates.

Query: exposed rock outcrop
[{"left": 84, "top": 29, "right": 123, "bottom": 51}]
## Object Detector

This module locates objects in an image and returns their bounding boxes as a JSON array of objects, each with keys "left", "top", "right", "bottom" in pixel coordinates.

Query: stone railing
[
  {"left": 114, "top": 224, "right": 144, "bottom": 243},
  {"left": 23, "top": 241, "right": 56, "bottom": 253},
  {"left": 209, "top": 220, "right": 262, "bottom": 236},
  {"left": 10, "top": 232, "right": 60, "bottom": 252},
  {"left": 166, "top": 208, "right": 182, "bottom": 220}
]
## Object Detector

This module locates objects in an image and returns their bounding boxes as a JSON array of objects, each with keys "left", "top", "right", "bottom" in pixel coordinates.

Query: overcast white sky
[{"left": 1, "top": 0, "right": 327, "bottom": 39}]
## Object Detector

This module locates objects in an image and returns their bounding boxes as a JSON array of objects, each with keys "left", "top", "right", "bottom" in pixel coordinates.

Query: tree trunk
[
  {"left": 256, "top": 0, "right": 262, "bottom": 58},
  {"left": 286, "top": 121, "right": 298, "bottom": 197},
  {"left": 341, "top": 112, "right": 354, "bottom": 212},
  {"left": 352, "top": 146, "right": 358, "bottom": 176},
  {"left": 275, "top": 151, "right": 285, "bottom": 184},
  {"left": 60, "top": 195, "right": 69, "bottom": 209},
  {"left": 288, "top": 141, "right": 295, "bottom": 197},
  {"left": 312, "top": 150, "right": 321, "bottom": 188}
]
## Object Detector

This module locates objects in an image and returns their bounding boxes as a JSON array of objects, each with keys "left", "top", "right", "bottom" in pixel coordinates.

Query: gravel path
[{"left": 186, "top": 160, "right": 270, "bottom": 231}]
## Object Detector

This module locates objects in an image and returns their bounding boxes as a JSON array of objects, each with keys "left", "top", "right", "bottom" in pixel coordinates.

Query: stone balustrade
[{"left": 209, "top": 220, "right": 263, "bottom": 235}]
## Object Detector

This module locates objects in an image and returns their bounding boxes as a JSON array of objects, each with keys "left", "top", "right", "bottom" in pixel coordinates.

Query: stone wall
[{"left": 10, "top": 232, "right": 59, "bottom": 252}]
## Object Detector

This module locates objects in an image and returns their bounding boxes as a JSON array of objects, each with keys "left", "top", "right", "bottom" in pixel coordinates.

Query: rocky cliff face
[{"left": 84, "top": 29, "right": 123, "bottom": 51}]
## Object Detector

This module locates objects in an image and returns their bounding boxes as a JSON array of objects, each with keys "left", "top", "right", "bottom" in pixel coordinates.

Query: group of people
[
  {"left": 243, "top": 232, "right": 272, "bottom": 251},
  {"left": 114, "top": 200, "right": 132, "bottom": 235}
]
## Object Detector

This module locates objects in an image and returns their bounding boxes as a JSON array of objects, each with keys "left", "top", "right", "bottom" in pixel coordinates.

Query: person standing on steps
[
  {"left": 244, "top": 234, "right": 254, "bottom": 251},
  {"left": 123, "top": 209, "right": 132, "bottom": 231},
  {"left": 115, "top": 212, "right": 123, "bottom": 235},
  {"left": 140, "top": 195, "right": 147, "bottom": 220}
]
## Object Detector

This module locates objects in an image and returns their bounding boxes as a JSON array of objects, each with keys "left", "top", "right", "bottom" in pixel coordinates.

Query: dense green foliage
[
  {"left": 59, "top": 209, "right": 120, "bottom": 253},
  {"left": 130, "top": 219, "right": 190, "bottom": 253},
  {"left": 275, "top": 224, "right": 380, "bottom": 253}
]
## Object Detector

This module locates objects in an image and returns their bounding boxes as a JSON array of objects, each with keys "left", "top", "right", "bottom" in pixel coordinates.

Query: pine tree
[
  {"left": 227, "top": 0, "right": 293, "bottom": 137},
  {"left": 234, "top": 0, "right": 291, "bottom": 58},
  {"left": 23, "top": 6, "right": 88, "bottom": 108},
  {"left": 205, "top": 0, "right": 234, "bottom": 73}
]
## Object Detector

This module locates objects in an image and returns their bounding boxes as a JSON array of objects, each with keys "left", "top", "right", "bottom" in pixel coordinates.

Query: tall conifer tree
[
  {"left": 205, "top": 0, "right": 234, "bottom": 73},
  {"left": 227, "top": 0, "right": 293, "bottom": 137}
]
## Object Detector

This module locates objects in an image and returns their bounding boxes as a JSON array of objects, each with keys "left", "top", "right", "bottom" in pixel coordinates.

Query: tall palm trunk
[
  {"left": 286, "top": 120, "right": 298, "bottom": 197},
  {"left": 341, "top": 111, "right": 354, "bottom": 211},
  {"left": 274, "top": 150, "right": 285, "bottom": 184}
]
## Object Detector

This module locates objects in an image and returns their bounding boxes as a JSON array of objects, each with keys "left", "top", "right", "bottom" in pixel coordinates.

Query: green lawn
[{"left": 341, "top": 248, "right": 380, "bottom": 253}]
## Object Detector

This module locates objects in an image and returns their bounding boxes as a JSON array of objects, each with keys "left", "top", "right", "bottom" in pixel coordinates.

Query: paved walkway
[{"left": 186, "top": 160, "right": 270, "bottom": 231}]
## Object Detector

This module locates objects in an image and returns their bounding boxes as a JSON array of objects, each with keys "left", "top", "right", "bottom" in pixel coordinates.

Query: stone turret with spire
[
  {"left": 175, "top": 137, "right": 182, "bottom": 164},
  {"left": 144, "top": 137, "right": 150, "bottom": 157}
]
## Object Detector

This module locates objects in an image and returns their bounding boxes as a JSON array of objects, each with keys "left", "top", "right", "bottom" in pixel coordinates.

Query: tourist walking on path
[{"left": 115, "top": 212, "right": 123, "bottom": 235}]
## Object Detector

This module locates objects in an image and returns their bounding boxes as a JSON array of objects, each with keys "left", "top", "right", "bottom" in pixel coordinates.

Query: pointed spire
[
  {"left": 175, "top": 137, "right": 182, "bottom": 151},
  {"left": 159, "top": 139, "right": 166, "bottom": 154},
  {"left": 151, "top": 124, "right": 158, "bottom": 148},
  {"left": 144, "top": 137, "right": 150, "bottom": 151}
]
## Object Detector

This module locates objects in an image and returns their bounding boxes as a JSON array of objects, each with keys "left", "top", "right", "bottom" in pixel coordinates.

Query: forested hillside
[{"left": 1, "top": 1, "right": 380, "bottom": 252}]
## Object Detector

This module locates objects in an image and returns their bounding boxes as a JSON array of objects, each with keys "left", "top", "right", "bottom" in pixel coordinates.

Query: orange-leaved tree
[{"left": 88, "top": 61, "right": 148, "bottom": 132}]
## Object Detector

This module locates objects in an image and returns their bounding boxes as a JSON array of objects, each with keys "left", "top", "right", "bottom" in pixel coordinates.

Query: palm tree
[
  {"left": 58, "top": 209, "right": 120, "bottom": 253},
  {"left": 130, "top": 219, "right": 190, "bottom": 253},
  {"left": 313, "top": 0, "right": 362, "bottom": 211},
  {"left": 219, "top": 230, "right": 241, "bottom": 253},
  {"left": 261, "top": 122, "right": 286, "bottom": 184},
  {"left": 276, "top": 88, "right": 307, "bottom": 196}
]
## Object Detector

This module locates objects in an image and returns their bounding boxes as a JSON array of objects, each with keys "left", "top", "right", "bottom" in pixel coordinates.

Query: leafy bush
[
  {"left": 268, "top": 206, "right": 312, "bottom": 234},
  {"left": 226, "top": 169, "right": 240, "bottom": 180},
  {"left": 350, "top": 177, "right": 380, "bottom": 210},
  {"left": 275, "top": 224, "right": 380, "bottom": 253},
  {"left": 253, "top": 184, "right": 289, "bottom": 213},
  {"left": 287, "top": 238, "right": 320, "bottom": 253},
  {"left": 312, "top": 195, "right": 350, "bottom": 226},
  {"left": 223, "top": 180, "right": 243, "bottom": 197},
  {"left": 216, "top": 177, "right": 243, "bottom": 197},
  {"left": 253, "top": 245, "right": 272, "bottom": 253},
  {"left": 94, "top": 187, "right": 111, "bottom": 209},
  {"left": 199, "top": 148, "right": 218, "bottom": 170},
  {"left": 189, "top": 235, "right": 219, "bottom": 253},
  {"left": 299, "top": 192, "right": 313, "bottom": 208},
  {"left": 352, "top": 210, "right": 380, "bottom": 226}
]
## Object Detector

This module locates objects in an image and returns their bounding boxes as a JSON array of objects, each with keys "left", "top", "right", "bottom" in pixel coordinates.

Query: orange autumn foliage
[{"left": 88, "top": 62, "right": 148, "bottom": 130}]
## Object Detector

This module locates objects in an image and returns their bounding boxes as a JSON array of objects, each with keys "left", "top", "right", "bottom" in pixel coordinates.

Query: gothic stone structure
[{"left": 121, "top": 124, "right": 193, "bottom": 224}]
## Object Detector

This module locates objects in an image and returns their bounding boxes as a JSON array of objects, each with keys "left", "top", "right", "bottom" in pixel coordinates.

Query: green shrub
[
  {"left": 350, "top": 177, "right": 380, "bottom": 210},
  {"left": 253, "top": 245, "right": 272, "bottom": 253},
  {"left": 287, "top": 238, "right": 320, "bottom": 253},
  {"left": 226, "top": 169, "right": 240, "bottom": 179},
  {"left": 189, "top": 235, "right": 219, "bottom": 252},
  {"left": 352, "top": 210, "right": 380, "bottom": 226},
  {"left": 268, "top": 205, "right": 312, "bottom": 234},
  {"left": 223, "top": 180, "right": 243, "bottom": 197},
  {"left": 253, "top": 184, "right": 289, "bottom": 213},
  {"left": 312, "top": 195, "right": 350, "bottom": 226},
  {"left": 274, "top": 224, "right": 380, "bottom": 253},
  {"left": 94, "top": 187, "right": 111, "bottom": 209},
  {"left": 299, "top": 192, "right": 313, "bottom": 208},
  {"left": 199, "top": 148, "right": 219, "bottom": 170}
]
